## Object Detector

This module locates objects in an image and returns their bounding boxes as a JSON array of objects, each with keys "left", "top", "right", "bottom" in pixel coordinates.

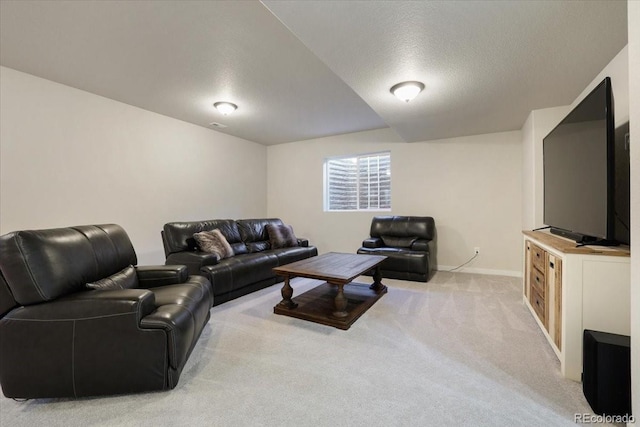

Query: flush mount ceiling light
[
  {"left": 213, "top": 102, "right": 238, "bottom": 115},
  {"left": 390, "top": 81, "right": 425, "bottom": 102}
]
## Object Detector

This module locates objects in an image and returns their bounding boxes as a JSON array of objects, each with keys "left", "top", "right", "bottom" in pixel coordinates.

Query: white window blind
[{"left": 325, "top": 152, "right": 391, "bottom": 211}]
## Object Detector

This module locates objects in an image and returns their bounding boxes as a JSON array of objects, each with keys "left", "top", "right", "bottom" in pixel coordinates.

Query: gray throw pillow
[
  {"left": 193, "top": 229, "right": 234, "bottom": 260},
  {"left": 87, "top": 265, "right": 138, "bottom": 290},
  {"left": 266, "top": 224, "right": 298, "bottom": 249}
]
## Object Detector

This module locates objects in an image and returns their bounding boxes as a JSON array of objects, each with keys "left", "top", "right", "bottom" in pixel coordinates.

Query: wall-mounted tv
[{"left": 543, "top": 77, "right": 630, "bottom": 246}]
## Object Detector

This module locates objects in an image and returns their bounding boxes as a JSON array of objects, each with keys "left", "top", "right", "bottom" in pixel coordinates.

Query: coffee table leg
[
  {"left": 370, "top": 265, "right": 384, "bottom": 292},
  {"left": 278, "top": 276, "right": 298, "bottom": 309},
  {"left": 332, "top": 283, "right": 348, "bottom": 318}
]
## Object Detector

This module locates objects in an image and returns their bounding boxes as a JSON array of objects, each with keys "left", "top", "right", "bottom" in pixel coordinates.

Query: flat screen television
[{"left": 543, "top": 77, "right": 630, "bottom": 246}]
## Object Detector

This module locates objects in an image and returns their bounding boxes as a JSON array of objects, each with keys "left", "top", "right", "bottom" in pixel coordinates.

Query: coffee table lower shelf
[{"left": 273, "top": 281, "right": 387, "bottom": 330}]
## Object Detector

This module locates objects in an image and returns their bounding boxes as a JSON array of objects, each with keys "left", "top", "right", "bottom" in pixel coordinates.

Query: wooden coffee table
[{"left": 273, "top": 252, "right": 387, "bottom": 330}]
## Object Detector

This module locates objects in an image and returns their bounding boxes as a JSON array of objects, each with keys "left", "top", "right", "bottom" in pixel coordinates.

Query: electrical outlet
[{"left": 474, "top": 247, "right": 480, "bottom": 255}]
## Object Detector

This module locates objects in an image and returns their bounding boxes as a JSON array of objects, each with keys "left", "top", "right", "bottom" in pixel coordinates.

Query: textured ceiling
[
  {"left": 265, "top": 0, "right": 628, "bottom": 142},
  {"left": 0, "top": 1, "right": 628, "bottom": 145}
]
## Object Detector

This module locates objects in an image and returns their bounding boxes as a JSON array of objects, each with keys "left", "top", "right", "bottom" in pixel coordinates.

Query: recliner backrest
[
  {"left": 162, "top": 220, "right": 247, "bottom": 256},
  {"left": 237, "top": 218, "right": 284, "bottom": 253},
  {"left": 0, "top": 224, "right": 137, "bottom": 305},
  {"left": 370, "top": 216, "right": 435, "bottom": 247}
]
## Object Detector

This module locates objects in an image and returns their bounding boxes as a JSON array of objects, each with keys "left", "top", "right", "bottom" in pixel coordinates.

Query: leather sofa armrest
[
  {"left": 136, "top": 265, "right": 188, "bottom": 288},
  {"left": 140, "top": 304, "right": 197, "bottom": 370},
  {"left": 411, "top": 239, "right": 432, "bottom": 252},
  {"left": 165, "top": 252, "right": 219, "bottom": 276},
  {"left": 297, "top": 238, "right": 309, "bottom": 247},
  {"left": 363, "top": 237, "right": 383, "bottom": 248},
  {"left": 5, "top": 289, "right": 156, "bottom": 322}
]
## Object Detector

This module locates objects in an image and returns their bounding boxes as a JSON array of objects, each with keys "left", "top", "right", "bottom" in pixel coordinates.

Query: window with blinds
[{"left": 324, "top": 152, "right": 391, "bottom": 211}]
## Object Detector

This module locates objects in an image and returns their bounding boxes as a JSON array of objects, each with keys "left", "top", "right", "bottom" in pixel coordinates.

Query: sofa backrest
[
  {"left": 162, "top": 220, "right": 248, "bottom": 256},
  {"left": 237, "top": 218, "right": 284, "bottom": 253},
  {"left": 370, "top": 216, "right": 435, "bottom": 248},
  {"left": 0, "top": 224, "right": 137, "bottom": 305}
]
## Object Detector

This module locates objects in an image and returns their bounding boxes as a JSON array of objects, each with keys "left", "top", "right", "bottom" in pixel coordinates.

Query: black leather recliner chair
[
  {"left": 0, "top": 224, "right": 213, "bottom": 399},
  {"left": 357, "top": 216, "right": 436, "bottom": 282}
]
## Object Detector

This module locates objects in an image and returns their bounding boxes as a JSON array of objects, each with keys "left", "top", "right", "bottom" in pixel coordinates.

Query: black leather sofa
[
  {"left": 357, "top": 216, "right": 436, "bottom": 282},
  {"left": 162, "top": 218, "right": 317, "bottom": 306},
  {"left": 0, "top": 224, "right": 213, "bottom": 399}
]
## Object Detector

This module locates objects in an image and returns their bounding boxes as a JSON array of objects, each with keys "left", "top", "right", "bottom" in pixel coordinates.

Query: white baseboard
[{"left": 436, "top": 265, "right": 522, "bottom": 278}]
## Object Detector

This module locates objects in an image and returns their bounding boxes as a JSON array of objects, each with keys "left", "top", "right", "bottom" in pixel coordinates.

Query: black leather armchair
[
  {"left": 357, "top": 216, "right": 436, "bottom": 282},
  {"left": 0, "top": 224, "right": 213, "bottom": 399}
]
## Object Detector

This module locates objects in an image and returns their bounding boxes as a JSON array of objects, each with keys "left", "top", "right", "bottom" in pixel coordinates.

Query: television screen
[{"left": 543, "top": 77, "right": 613, "bottom": 243}]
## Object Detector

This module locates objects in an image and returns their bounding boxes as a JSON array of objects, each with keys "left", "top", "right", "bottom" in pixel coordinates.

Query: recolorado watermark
[{"left": 574, "top": 413, "right": 635, "bottom": 424}]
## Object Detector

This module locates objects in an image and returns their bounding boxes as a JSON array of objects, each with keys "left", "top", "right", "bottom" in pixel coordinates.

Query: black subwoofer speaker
[{"left": 582, "top": 329, "right": 631, "bottom": 416}]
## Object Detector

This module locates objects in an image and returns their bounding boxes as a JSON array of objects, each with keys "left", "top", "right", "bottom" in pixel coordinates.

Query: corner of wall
[{"left": 520, "top": 106, "right": 571, "bottom": 232}]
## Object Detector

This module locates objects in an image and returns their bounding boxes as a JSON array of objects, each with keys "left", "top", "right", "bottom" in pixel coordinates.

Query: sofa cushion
[
  {"left": 73, "top": 224, "right": 138, "bottom": 276},
  {"left": 201, "top": 253, "right": 278, "bottom": 295},
  {"left": 238, "top": 218, "right": 285, "bottom": 253},
  {"left": 270, "top": 246, "right": 319, "bottom": 266},
  {"left": 267, "top": 224, "right": 298, "bottom": 249},
  {"left": 246, "top": 241, "right": 271, "bottom": 253},
  {"left": 238, "top": 219, "right": 273, "bottom": 242},
  {"left": 163, "top": 220, "right": 247, "bottom": 255},
  {"left": 193, "top": 230, "right": 234, "bottom": 259},
  {"left": 229, "top": 242, "right": 249, "bottom": 255},
  {"left": 357, "top": 247, "right": 429, "bottom": 274},
  {"left": 370, "top": 216, "right": 435, "bottom": 240},
  {"left": 237, "top": 218, "right": 282, "bottom": 243},
  {"left": 380, "top": 235, "right": 417, "bottom": 248},
  {"left": 86, "top": 265, "right": 138, "bottom": 290}
]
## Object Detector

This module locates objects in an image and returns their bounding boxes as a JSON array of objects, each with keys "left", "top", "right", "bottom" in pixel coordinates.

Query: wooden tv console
[{"left": 522, "top": 231, "right": 630, "bottom": 381}]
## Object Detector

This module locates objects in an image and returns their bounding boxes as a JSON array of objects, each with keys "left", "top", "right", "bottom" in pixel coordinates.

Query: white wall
[
  {"left": 522, "top": 105, "right": 571, "bottom": 230},
  {"left": 572, "top": 46, "right": 630, "bottom": 126},
  {"left": 521, "top": 113, "right": 535, "bottom": 230},
  {"left": 267, "top": 128, "right": 522, "bottom": 276},
  {"left": 627, "top": 0, "right": 639, "bottom": 420},
  {"left": 0, "top": 67, "right": 267, "bottom": 264},
  {"left": 521, "top": 106, "right": 571, "bottom": 230}
]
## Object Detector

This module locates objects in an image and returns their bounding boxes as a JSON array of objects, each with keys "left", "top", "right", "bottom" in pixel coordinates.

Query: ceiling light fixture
[
  {"left": 390, "top": 81, "right": 425, "bottom": 102},
  {"left": 214, "top": 102, "right": 238, "bottom": 115}
]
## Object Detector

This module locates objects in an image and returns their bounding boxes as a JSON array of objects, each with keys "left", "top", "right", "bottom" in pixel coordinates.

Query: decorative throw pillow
[
  {"left": 193, "top": 229, "right": 234, "bottom": 260},
  {"left": 266, "top": 224, "right": 298, "bottom": 249},
  {"left": 87, "top": 265, "right": 138, "bottom": 290}
]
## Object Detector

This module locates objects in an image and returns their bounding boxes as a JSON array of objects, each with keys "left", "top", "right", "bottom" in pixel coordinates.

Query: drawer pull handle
[{"left": 549, "top": 261, "right": 554, "bottom": 268}]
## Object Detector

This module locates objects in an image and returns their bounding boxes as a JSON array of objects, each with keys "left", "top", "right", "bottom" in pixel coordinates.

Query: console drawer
[
  {"left": 531, "top": 243, "right": 546, "bottom": 273},
  {"left": 530, "top": 267, "right": 546, "bottom": 298},
  {"left": 530, "top": 287, "right": 546, "bottom": 327}
]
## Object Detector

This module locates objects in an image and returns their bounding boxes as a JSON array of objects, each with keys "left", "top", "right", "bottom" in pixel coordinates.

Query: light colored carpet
[{"left": 1, "top": 272, "right": 610, "bottom": 426}]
